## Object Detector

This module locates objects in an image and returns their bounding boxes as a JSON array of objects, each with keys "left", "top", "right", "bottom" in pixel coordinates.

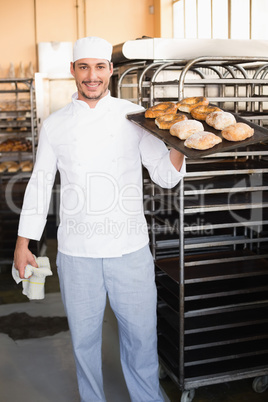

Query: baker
[{"left": 13, "top": 36, "right": 185, "bottom": 402}]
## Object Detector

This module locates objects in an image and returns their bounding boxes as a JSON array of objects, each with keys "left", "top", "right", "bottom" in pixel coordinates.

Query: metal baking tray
[{"left": 126, "top": 111, "right": 268, "bottom": 159}]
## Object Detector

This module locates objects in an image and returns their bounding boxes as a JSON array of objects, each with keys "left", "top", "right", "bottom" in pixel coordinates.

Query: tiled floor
[{"left": 0, "top": 239, "right": 267, "bottom": 402}]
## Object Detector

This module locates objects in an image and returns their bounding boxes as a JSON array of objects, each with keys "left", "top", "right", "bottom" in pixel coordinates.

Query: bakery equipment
[
  {"left": 112, "top": 38, "right": 268, "bottom": 65},
  {"left": 0, "top": 78, "right": 44, "bottom": 270},
  {"left": 0, "top": 78, "right": 37, "bottom": 163},
  {"left": 111, "top": 38, "right": 268, "bottom": 402}
]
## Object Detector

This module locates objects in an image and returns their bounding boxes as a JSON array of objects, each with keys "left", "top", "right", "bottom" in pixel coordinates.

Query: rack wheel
[
  {"left": 252, "top": 376, "right": 268, "bottom": 393},
  {"left": 158, "top": 364, "right": 167, "bottom": 379},
  {"left": 181, "top": 389, "right": 195, "bottom": 402}
]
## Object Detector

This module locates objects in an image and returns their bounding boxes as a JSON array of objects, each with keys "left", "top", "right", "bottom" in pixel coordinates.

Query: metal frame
[
  {"left": 113, "top": 56, "right": 268, "bottom": 401},
  {"left": 0, "top": 78, "right": 38, "bottom": 163},
  {"left": 154, "top": 156, "right": 268, "bottom": 397},
  {"left": 116, "top": 56, "right": 268, "bottom": 124},
  {"left": 0, "top": 78, "right": 40, "bottom": 268}
]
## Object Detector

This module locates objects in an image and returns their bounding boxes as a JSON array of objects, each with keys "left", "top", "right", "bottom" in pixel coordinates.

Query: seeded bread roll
[
  {"left": 191, "top": 105, "right": 221, "bottom": 120},
  {"left": 145, "top": 102, "right": 178, "bottom": 118},
  {"left": 170, "top": 119, "right": 204, "bottom": 140},
  {"left": 177, "top": 96, "right": 209, "bottom": 113},
  {"left": 155, "top": 113, "right": 187, "bottom": 130},
  {"left": 221, "top": 122, "right": 254, "bottom": 142},
  {"left": 206, "top": 111, "right": 236, "bottom": 130},
  {"left": 184, "top": 131, "right": 222, "bottom": 150}
]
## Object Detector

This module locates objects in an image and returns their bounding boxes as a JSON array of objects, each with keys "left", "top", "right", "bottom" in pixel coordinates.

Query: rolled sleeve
[
  {"left": 155, "top": 151, "right": 186, "bottom": 188},
  {"left": 140, "top": 130, "right": 186, "bottom": 189}
]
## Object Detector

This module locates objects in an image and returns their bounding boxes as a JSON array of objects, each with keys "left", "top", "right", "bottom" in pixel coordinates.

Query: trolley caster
[
  {"left": 158, "top": 363, "right": 168, "bottom": 380},
  {"left": 181, "top": 389, "right": 195, "bottom": 402},
  {"left": 252, "top": 375, "right": 268, "bottom": 393}
]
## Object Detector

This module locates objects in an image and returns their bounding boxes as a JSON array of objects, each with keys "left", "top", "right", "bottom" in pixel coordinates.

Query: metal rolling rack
[
  {"left": 0, "top": 78, "right": 43, "bottom": 270},
  {"left": 113, "top": 55, "right": 268, "bottom": 401},
  {"left": 115, "top": 55, "right": 268, "bottom": 124},
  {"left": 153, "top": 155, "right": 268, "bottom": 402}
]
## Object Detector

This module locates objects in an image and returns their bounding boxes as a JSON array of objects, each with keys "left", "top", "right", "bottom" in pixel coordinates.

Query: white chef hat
[{"left": 73, "top": 36, "right": 113, "bottom": 62}]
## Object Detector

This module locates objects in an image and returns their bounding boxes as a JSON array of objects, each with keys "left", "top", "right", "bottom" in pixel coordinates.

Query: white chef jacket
[{"left": 18, "top": 92, "right": 185, "bottom": 258}]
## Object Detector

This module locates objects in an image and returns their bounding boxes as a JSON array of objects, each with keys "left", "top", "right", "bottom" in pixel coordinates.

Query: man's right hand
[{"left": 13, "top": 236, "right": 38, "bottom": 279}]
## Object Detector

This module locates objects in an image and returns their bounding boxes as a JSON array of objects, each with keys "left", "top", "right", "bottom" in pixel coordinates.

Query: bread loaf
[
  {"left": 177, "top": 96, "right": 209, "bottom": 113},
  {"left": 20, "top": 160, "right": 33, "bottom": 172},
  {"left": 155, "top": 113, "right": 187, "bottom": 130},
  {"left": 145, "top": 102, "right": 178, "bottom": 118},
  {"left": 221, "top": 122, "right": 254, "bottom": 142},
  {"left": 7, "top": 161, "right": 20, "bottom": 172},
  {"left": 0, "top": 163, "right": 7, "bottom": 173},
  {"left": 0, "top": 139, "right": 32, "bottom": 152},
  {"left": 170, "top": 119, "right": 204, "bottom": 140},
  {"left": 191, "top": 105, "right": 221, "bottom": 120},
  {"left": 206, "top": 111, "right": 236, "bottom": 130},
  {"left": 184, "top": 131, "right": 222, "bottom": 150}
]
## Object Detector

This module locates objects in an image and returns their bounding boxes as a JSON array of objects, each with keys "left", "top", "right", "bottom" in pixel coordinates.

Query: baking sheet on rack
[{"left": 126, "top": 111, "right": 268, "bottom": 159}]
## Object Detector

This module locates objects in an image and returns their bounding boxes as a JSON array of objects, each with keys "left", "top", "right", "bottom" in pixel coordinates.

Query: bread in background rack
[
  {"left": 0, "top": 162, "right": 8, "bottom": 172},
  {"left": 0, "top": 161, "right": 19, "bottom": 173},
  {"left": 0, "top": 160, "right": 33, "bottom": 173},
  {"left": 0, "top": 138, "right": 32, "bottom": 152},
  {"left": 7, "top": 162, "right": 20, "bottom": 172},
  {"left": 0, "top": 101, "right": 30, "bottom": 112},
  {"left": 20, "top": 160, "right": 33, "bottom": 172}
]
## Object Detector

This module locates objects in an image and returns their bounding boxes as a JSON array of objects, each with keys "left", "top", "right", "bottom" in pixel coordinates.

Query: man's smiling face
[{"left": 70, "top": 58, "right": 113, "bottom": 108}]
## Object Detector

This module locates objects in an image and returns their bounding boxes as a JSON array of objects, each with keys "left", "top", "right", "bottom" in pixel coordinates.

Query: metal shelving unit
[
  {"left": 0, "top": 78, "right": 38, "bottom": 162},
  {"left": 112, "top": 54, "right": 268, "bottom": 401},
  {"left": 0, "top": 79, "right": 42, "bottom": 270},
  {"left": 114, "top": 56, "right": 268, "bottom": 127},
  {"left": 152, "top": 154, "right": 268, "bottom": 401}
]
